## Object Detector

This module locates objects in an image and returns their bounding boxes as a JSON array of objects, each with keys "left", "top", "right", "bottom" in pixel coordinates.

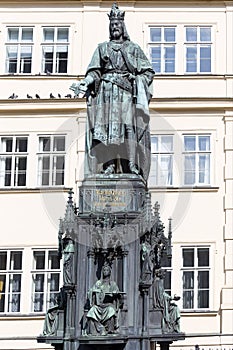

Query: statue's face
[
  {"left": 102, "top": 265, "right": 111, "bottom": 277},
  {"left": 110, "top": 19, "right": 123, "bottom": 40}
]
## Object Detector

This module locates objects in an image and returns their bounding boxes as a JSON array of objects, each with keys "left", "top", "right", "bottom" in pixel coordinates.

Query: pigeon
[
  {"left": 50, "top": 93, "right": 55, "bottom": 98},
  {"left": 27, "top": 94, "right": 32, "bottom": 99},
  {"left": 35, "top": 94, "right": 40, "bottom": 99},
  {"left": 65, "top": 94, "right": 72, "bottom": 98},
  {"left": 58, "top": 93, "right": 61, "bottom": 98},
  {"left": 8, "top": 93, "right": 18, "bottom": 99}
]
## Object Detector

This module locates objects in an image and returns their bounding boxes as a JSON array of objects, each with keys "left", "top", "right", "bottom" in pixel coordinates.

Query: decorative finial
[
  {"left": 108, "top": 2, "right": 125, "bottom": 21},
  {"left": 67, "top": 188, "right": 74, "bottom": 205}
]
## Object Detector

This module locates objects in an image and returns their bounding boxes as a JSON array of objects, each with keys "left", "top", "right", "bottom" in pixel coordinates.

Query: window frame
[
  {"left": 181, "top": 246, "right": 211, "bottom": 311},
  {"left": 41, "top": 26, "right": 69, "bottom": 74},
  {"left": 31, "top": 249, "right": 61, "bottom": 313},
  {"left": 5, "top": 26, "right": 34, "bottom": 74},
  {"left": 0, "top": 249, "right": 23, "bottom": 314},
  {"left": 0, "top": 135, "right": 28, "bottom": 187},
  {"left": 148, "top": 26, "right": 177, "bottom": 74},
  {"left": 184, "top": 26, "right": 213, "bottom": 74},
  {"left": 37, "top": 134, "right": 66, "bottom": 187},
  {"left": 183, "top": 133, "right": 211, "bottom": 186},
  {"left": 146, "top": 23, "right": 214, "bottom": 75},
  {"left": 149, "top": 134, "right": 174, "bottom": 187}
]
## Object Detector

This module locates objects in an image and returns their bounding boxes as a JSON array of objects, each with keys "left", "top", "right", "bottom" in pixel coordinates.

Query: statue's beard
[{"left": 111, "top": 30, "right": 122, "bottom": 40}]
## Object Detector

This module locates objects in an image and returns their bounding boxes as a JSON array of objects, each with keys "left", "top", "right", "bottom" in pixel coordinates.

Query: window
[
  {"left": 5, "top": 27, "right": 33, "bottom": 74},
  {"left": 0, "top": 250, "right": 23, "bottom": 313},
  {"left": 149, "top": 135, "right": 173, "bottom": 186},
  {"left": 31, "top": 250, "right": 60, "bottom": 312},
  {"left": 0, "top": 136, "right": 28, "bottom": 187},
  {"left": 162, "top": 257, "right": 172, "bottom": 295},
  {"left": 41, "top": 27, "right": 69, "bottom": 74},
  {"left": 185, "top": 26, "right": 212, "bottom": 73},
  {"left": 182, "top": 247, "right": 210, "bottom": 309},
  {"left": 149, "top": 27, "right": 176, "bottom": 73},
  {"left": 183, "top": 134, "right": 210, "bottom": 186},
  {"left": 37, "top": 135, "right": 65, "bottom": 186}
]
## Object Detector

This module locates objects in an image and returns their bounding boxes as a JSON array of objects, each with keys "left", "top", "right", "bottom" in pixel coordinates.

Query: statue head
[
  {"left": 101, "top": 260, "right": 112, "bottom": 279},
  {"left": 108, "top": 3, "right": 130, "bottom": 41}
]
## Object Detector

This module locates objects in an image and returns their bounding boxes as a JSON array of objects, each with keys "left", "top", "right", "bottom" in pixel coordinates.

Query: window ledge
[
  {"left": 0, "top": 313, "right": 45, "bottom": 320},
  {"left": 0, "top": 186, "right": 69, "bottom": 194},
  {"left": 181, "top": 310, "right": 219, "bottom": 316},
  {"left": 149, "top": 186, "right": 219, "bottom": 192}
]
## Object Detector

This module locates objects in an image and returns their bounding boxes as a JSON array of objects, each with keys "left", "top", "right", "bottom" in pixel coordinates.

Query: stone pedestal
[
  {"left": 79, "top": 175, "right": 147, "bottom": 215},
  {"left": 38, "top": 177, "right": 185, "bottom": 350}
]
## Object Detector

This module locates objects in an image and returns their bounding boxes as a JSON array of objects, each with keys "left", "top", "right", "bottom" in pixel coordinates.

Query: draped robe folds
[
  {"left": 84, "top": 39, "right": 154, "bottom": 181},
  {"left": 86, "top": 279, "right": 120, "bottom": 334}
]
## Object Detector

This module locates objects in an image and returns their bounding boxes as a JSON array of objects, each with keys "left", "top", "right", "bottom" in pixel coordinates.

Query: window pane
[
  {"left": 198, "top": 290, "right": 209, "bottom": 308},
  {"left": 33, "top": 251, "right": 45, "bottom": 269},
  {"left": 6, "top": 46, "right": 18, "bottom": 73},
  {"left": 183, "top": 248, "right": 194, "bottom": 267},
  {"left": 57, "top": 28, "right": 69, "bottom": 42},
  {"left": 53, "top": 136, "right": 65, "bottom": 151},
  {"left": 34, "top": 274, "right": 44, "bottom": 292},
  {"left": 56, "top": 46, "right": 68, "bottom": 73},
  {"left": 43, "top": 28, "right": 54, "bottom": 42},
  {"left": 39, "top": 137, "right": 51, "bottom": 152},
  {"left": 164, "top": 28, "right": 175, "bottom": 42},
  {"left": 151, "top": 136, "right": 158, "bottom": 153},
  {"left": 8, "top": 274, "right": 21, "bottom": 312},
  {"left": 49, "top": 273, "right": 60, "bottom": 291},
  {"left": 42, "top": 46, "right": 54, "bottom": 74},
  {"left": 184, "top": 136, "right": 196, "bottom": 151},
  {"left": 0, "top": 157, "right": 12, "bottom": 186},
  {"left": 1, "top": 138, "right": 13, "bottom": 152},
  {"left": 149, "top": 154, "right": 158, "bottom": 186},
  {"left": 15, "top": 137, "right": 28, "bottom": 152},
  {"left": 20, "top": 46, "right": 32, "bottom": 73},
  {"left": 151, "top": 47, "right": 161, "bottom": 73},
  {"left": 8, "top": 28, "right": 19, "bottom": 42},
  {"left": 198, "top": 136, "right": 210, "bottom": 151},
  {"left": 49, "top": 251, "right": 60, "bottom": 269},
  {"left": 160, "top": 136, "right": 173, "bottom": 152},
  {"left": 200, "top": 46, "right": 211, "bottom": 72},
  {"left": 199, "top": 154, "right": 210, "bottom": 184},
  {"left": 164, "top": 270, "right": 171, "bottom": 295},
  {"left": 159, "top": 155, "right": 173, "bottom": 185},
  {"left": 186, "top": 46, "right": 197, "bottom": 72},
  {"left": 150, "top": 28, "right": 161, "bottom": 42},
  {"left": 198, "top": 248, "right": 209, "bottom": 266},
  {"left": 21, "top": 28, "right": 33, "bottom": 42},
  {"left": 186, "top": 27, "right": 197, "bottom": 42},
  {"left": 14, "top": 157, "right": 27, "bottom": 186},
  {"left": 53, "top": 156, "right": 65, "bottom": 185},
  {"left": 184, "top": 155, "right": 195, "bottom": 184},
  {"left": 0, "top": 252, "right": 7, "bottom": 270},
  {"left": 183, "top": 290, "right": 194, "bottom": 308},
  {"left": 200, "top": 27, "right": 211, "bottom": 42},
  {"left": 164, "top": 46, "right": 175, "bottom": 73},
  {"left": 0, "top": 274, "right": 6, "bottom": 312},
  {"left": 198, "top": 271, "right": 209, "bottom": 288},
  {"left": 10, "top": 251, "right": 22, "bottom": 270}
]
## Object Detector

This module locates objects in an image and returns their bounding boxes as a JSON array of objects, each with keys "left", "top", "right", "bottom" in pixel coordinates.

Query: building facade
[{"left": 0, "top": 0, "right": 232, "bottom": 349}]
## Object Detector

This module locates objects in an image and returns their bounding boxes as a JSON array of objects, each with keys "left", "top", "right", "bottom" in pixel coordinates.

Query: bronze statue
[
  {"left": 62, "top": 237, "right": 75, "bottom": 285},
  {"left": 154, "top": 270, "right": 180, "bottom": 333},
  {"left": 86, "top": 262, "right": 122, "bottom": 336},
  {"left": 71, "top": 3, "right": 154, "bottom": 181},
  {"left": 43, "top": 289, "right": 65, "bottom": 336}
]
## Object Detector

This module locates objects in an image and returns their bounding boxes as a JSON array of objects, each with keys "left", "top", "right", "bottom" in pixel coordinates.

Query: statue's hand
[
  {"left": 78, "top": 79, "right": 89, "bottom": 93},
  {"left": 128, "top": 73, "right": 136, "bottom": 82}
]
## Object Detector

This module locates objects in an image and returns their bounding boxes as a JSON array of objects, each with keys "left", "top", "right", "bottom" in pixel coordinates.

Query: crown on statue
[{"left": 108, "top": 2, "right": 125, "bottom": 21}]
